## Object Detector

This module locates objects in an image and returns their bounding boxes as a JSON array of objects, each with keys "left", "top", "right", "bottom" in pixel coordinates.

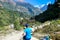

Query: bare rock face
[
  {"left": 0, "top": 0, "right": 42, "bottom": 17},
  {"left": 8, "top": 0, "right": 16, "bottom": 5},
  {"left": 0, "top": 0, "right": 8, "bottom": 2},
  {"left": 0, "top": 3, "right": 2, "bottom": 7},
  {"left": 0, "top": 0, "right": 16, "bottom": 5}
]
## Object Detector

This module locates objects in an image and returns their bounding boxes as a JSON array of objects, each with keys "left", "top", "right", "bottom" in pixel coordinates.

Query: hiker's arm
[{"left": 22, "top": 29, "right": 26, "bottom": 36}]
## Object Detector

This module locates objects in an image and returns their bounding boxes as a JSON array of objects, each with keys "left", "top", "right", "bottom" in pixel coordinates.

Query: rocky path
[{"left": 0, "top": 30, "right": 38, "bottom": 40}]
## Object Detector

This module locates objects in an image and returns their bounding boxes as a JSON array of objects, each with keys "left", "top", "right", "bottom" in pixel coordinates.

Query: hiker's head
[{"left": 25, "top": 24, "right": 29, "bottom": 28}]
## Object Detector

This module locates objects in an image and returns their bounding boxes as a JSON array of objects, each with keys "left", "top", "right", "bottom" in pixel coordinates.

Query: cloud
[
  {"left": 39, "top": 1, "right": 51, "bottom": 8},
  {"left": 39, "top": 4, "right": 45, "bottom": 8},
  {"left": 47, "top": 1, "right": 51, "bottom": 5},
  {"left": 34, "top": 4, "right": 46, "bottom": 8},
  {"left": 34, "top": 5, "right": 39, "bottom": 8}
]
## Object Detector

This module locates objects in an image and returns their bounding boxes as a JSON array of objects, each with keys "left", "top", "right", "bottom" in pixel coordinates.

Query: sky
[
  {"left": 25, "top": 0, "right": 55, "bottom": 7},
  {"left": 15, "top": 0, "right": 55, "bottom": 8}
]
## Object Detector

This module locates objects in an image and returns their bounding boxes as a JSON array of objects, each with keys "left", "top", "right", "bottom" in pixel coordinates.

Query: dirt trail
[
  {"left": 0, "top": 22, "right": 51, "bottom": 40},
  {"left": 0, "top": 30, "right": 38, "bottom": 40}
]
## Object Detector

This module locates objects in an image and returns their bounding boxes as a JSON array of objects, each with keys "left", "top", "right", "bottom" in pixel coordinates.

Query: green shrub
[{"left": 14, "top": 18, "right": 22, "bottom": 30}]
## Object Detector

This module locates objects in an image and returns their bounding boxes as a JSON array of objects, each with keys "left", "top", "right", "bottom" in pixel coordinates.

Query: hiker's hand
[{"left": 22, "top": 33, "right": 26, "bottom": 36}]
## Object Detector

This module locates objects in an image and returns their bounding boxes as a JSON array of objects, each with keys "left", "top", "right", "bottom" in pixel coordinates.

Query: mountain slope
[
  {"left": 0, "top": 0, "right": 42, "bottom": 17},
  {"left": 0, "top": 7, "right": 20, "bottom": 26}
]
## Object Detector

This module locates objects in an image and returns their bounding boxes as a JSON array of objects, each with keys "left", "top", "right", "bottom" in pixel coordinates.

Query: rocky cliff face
[{"left": 0, "top": 0, "right": 42, "bottom": 17}]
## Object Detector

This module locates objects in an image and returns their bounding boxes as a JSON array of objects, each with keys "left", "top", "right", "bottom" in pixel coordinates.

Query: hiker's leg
[
  {"left": 23, "top": 36, "right": 25, "bottom": 40},
  {"left": 28, "top": 38, "right": 31, "bottom": 40},
  {"left": 25, "top": 38, "right": 31, "bottom": 40}
]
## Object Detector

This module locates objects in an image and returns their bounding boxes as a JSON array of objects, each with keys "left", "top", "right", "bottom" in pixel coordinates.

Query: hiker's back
[{"left": 24, "top": 28, "right": 32, "bottom": 39}]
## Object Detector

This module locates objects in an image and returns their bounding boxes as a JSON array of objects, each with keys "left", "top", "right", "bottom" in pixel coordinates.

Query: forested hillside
[
  {"left": 0, "top": 6, "right": 26, "bottom": 30},
  {"left": 35, "top": 0, "right": 60, "bottom": 22},
  {"left": 34, "top": 0, "right": 60, "bottom": 39}
]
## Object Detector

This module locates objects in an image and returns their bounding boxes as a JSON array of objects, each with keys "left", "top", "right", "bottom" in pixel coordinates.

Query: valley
[{"left": 0, "top": 0, "right": 60, "bottom": 40}]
